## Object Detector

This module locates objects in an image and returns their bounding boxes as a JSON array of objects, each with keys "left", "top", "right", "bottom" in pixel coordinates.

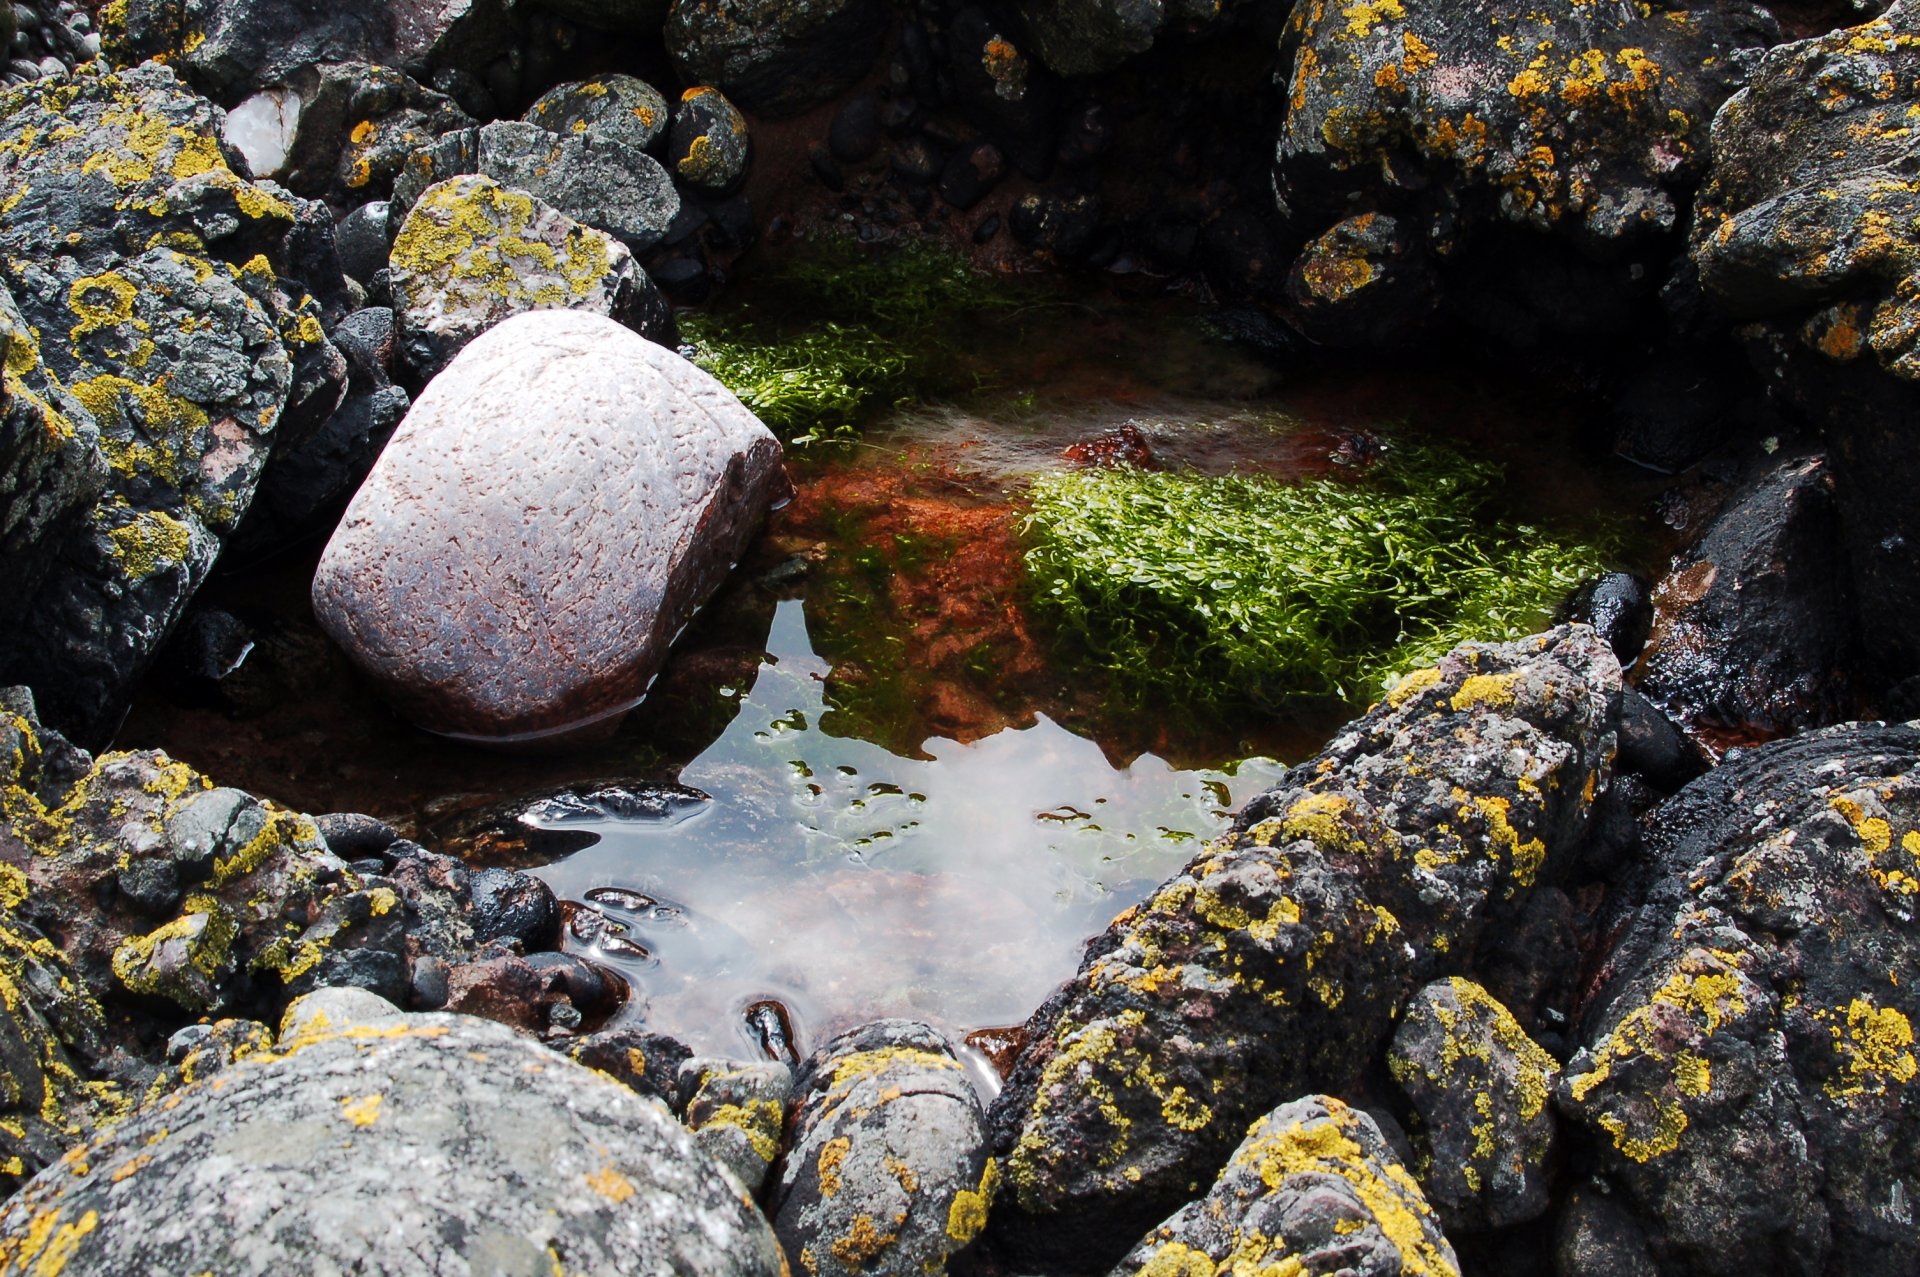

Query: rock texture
[
  {"left": 0, "top": 1011, "right": 787, "bottom": 1276},
  {"left": 665, "top": 0, "right": 889, "bottom": 117},
  {"left": 313, "top": 308, "right": 784, "bottom": 743},
  {"left": 671, "top": 86, "right": 751, "bottom": 193},
  {"left": 388, "top": 174, "right": 672, "bottom": 380},
  {"left": 1558, "top": 722, "right": 1920, "bottom": 1276},
  {"left": 680, "top": 1056, "right": 794, "bottom": 1193},
  {"left": 1114, "top": 1096, "right": 1459, "bottom": 1277},
  {"left": 986, "top": 627, "right": 1619, "bottom": 1267},
  {"left": 772, "top": 1020, "right": 997, "bottom": 1277},
  {"left": 526, "top": 75, "right": 672, "bottom": 156}
]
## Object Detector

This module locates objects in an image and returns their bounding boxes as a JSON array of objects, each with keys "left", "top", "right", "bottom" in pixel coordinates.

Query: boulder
[
  {"left": 679, "top": 1056, "right": 794, "bottom": 1193},
  {"left": 986, "top": 627, "right": 1619, "bottom": 1267},
  {"left": 665, "top": 0, "right": 889, "bottom": 118},
  {"left": 1284, "top": 211, "right": 1437, "bottom": 347},
  {"left": 569, "top": 1027, "right": 695, "bottom": 1108},
  {"left": 1557, "top": 722, "right": 1920, "bottom": 1276},
  {"left": 1387, "top": 978, "right": 1560, "bottom": 1231},
  {"left": 1633, "top": 453, "right": 1854, "bottom": 752},
  {"left": 526, "top": 75, "right": 671, "bottom": 156},
  {"left": 772, "top": 1021, "right": 997, "bottom": 1277},
  {"left": 387, "top": 174, "right": 672, "bottom": 380},
  {"left": 1012, "top": 0, "right": 1230, "bottom": 78},
  {"left": 1113, "top": 1096, "right": 1459, "bottom": 1277},
  {"left": 0, "top": 1011, "right": 788, "bottom": 1276},
  {"left": 312, "top": 308, "right": 785, "bottom": 743},
  {"left": 471, "top": 121, "right": 680, "bottom": 250},
  {"left": 670, "top": 86, "right": 752, "bottom": 193}
]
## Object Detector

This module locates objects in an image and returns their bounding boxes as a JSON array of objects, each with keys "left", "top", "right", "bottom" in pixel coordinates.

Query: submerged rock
[
  {"left": 0, "top": 1011, "right": 787, "bottom": 1276},
  {"left": 986, "top": 627, "right": 1619, "bottom": 1267},
  {"left": 1558, "top": 722, "right": 1920, "bottom": 1275},
  {"left": 1114, "top": 1096, "right": 1459, "bottom": 1277},
  {"left": 772, "top": 1020, "right": 996, "bottom": 1277},
  {"left": 665, "top": 0, "right": 888, "bottom": 117},
  {"left": 313, "top": 308, "right": 784, "bottom": 744}
]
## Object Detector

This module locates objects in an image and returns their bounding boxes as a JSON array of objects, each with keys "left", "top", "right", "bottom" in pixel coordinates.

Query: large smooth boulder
[
  {"left": 313, "top": 308, "right": 785, "bottom": 744},
  {"left": 665, "top": 0, "right": 888, "bottom": 118},
  {"left": 0, "top": 1010, "right": 787, "bottom": 1275},
  {"left": 1557, "top": 722, "right": 1920, "bottom": 1276},
  {"left": 388, "top": 174, "right": 672, "bottom": 380},
  {"left": 985, "top": 627, "right": 1620, "bottom": 1268}
]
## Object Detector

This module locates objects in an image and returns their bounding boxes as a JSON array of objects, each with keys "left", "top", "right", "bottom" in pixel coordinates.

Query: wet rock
[
  {"left": 526, "top": 74, "right": 671, "bottom": 156},
  {"left": 987, "top": 627, "right": 1620, "bottom": 1266},
  {"left": 0, "top": 1011, "right": 787, "bottom": 1275},
  {"left": 665, "top": 0, "right": 888, "bottom": 118},
  {"left": 442, "top": 951, "right": 564, "bottom": 1031},
  {"left": 1388, "top": 978, "right": 1560, "bottom": 1231},
  {"left": 938, "top": 142, "right": 1004, "bottom": 210},
  {"left": 678, "top": 1056, "right": 793, "bottom": 1192},
  {"left": 1009, "top": 192, "right": 1101, "bottom": 260},
  {"left": 1563, "top": 572, "right": 1653, "bottom": 668},
  {"left": 313, "top": 308, "right": 784, "bottom": 743},
  {"left": 1114, "top": 1096, "right": 1459, "bottom": 1277},
  {"left": 1610, "top": 353, "right": 1737, "bottom": 475},
  {"left": 468, "top": 867, "right": 560, "bottom": 950},
  {"left": 1634, "top": 453, "right": 1854, "bottom": 751},
  {"left": 1557, "top": 722, "right": 1920, "bottom": 1275},
  {"left": 669, "top": 86, "right": 751, "bottom": 193},
  {"left": 772, "top": 1020, "right": 996, "bottom": 1277},
  {"left": 1612, "top": 686, "right": 1708, "bottom": 793},
  {"left": 387, "top": 174, "right": 671, "bottom": 381},
  {"left": 568, "top": 1026, "right": 693, "bottom": 1108},
  {"left": 1284, "top": 211, "right": 1436, "bottom": 347}
]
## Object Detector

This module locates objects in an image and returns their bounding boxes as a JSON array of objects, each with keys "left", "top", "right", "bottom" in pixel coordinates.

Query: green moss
[{"left": 1022, "top": 439, "right": 1611, "bottom": 711}]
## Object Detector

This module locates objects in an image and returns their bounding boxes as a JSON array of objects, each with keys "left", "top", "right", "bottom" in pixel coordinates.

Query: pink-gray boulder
[{"left": 311, "top": 308, "right": 783, "bottom": 745}]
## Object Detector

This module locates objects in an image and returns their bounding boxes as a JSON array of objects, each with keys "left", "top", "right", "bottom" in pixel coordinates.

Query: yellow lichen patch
[
  {"left": 1386, "top": 666, "right": 1444, "bottom": 708},
  {"left": 828, "top": 1213, "right": 897, "bottom": 1267},
  {"left": 1449, "top": 672, "right": 1515, "bottom": 712},
  {"left": 0, "top": 1205, "right": 98, "bottom": 1276},
  {"left": 1821, "top": 996, "right": 1917, "bottom": 1099},
  {"left": 349, "top": 120, "right": 375, "bottom": 145},
  {"left": 65, "top": 272, "right": 141, "bottom": 346},
  {"left": 584, "top": 1164, "right": 636, "bottom": 1203},
  {"left": 1132, "top": 1241, "right": 1217, "bottom": 1277},
  {"left": 1830, "top": 793, "right": 1920, "bottom": 895},
  {"left": 1341, "top": 0, "right": 1406, "bottom": 39},
  {"left": 817, "top": 1136, "right": 850, "bottom": 1198},
  {"left": 1473, "top": 795, "right": 1547, "bottom": 886},
  {"left": 338, "top": 1092, "right": 383, "bottom": 1127},
  {"left": 1281, "top": 793, "right": 1363, "bottom": 855},
  {"left": 701, "top": 1100, "right": 784, "bottom": 1163},
  {"left": 105, "top": 510, "right": 191, "bottom": 580},
  {"left": 945, "top": 1157, "right": 999, "bottom": 1245}
]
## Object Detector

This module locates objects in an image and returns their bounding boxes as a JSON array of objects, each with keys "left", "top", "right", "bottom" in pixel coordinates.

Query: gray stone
[
  {"left": 670, "top": 85, "right": 751, "bottom": 192},
  {"left": 1113, "top": 1096, "right": 1460, "bottom": 1277},
  {"left": 666, "top": 0, "right": 888, "bottom": 118},
  {"left": 277, "top": 986, "right": 406, "bottom": 1040},
  {"left": 772, "top": 1020, "right": 996, "bottom": 1277},
  {"left": 387, "top": 173, "right": 671, "bottom": 380},
  {"left": 476, "top": 119, "right": 680, "bottom": 250},
  {"left": 313, "top": 308, "right": 785, "bottom": 743},
  {"left": 526, "top": 74, "right": 671, "bottom": 155},
  {"left": 680, "top": 1056, "right": 794, "bottom": 1193},
  {"left": 0, "top": 1012, "right": 787, "bottom": 1276}
]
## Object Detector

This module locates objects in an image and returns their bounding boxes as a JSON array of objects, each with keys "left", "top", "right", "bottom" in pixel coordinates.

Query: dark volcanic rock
[
  {"left": 665, "top": 0, "right": 888, "bottom": 118},
  {"left": 1558, "top": 722, "right": 1920, "bottom": 1276},
  {"left": 669, "top": 86, "right": 751, "bottom": 193},
  {"left": 1634, "top": 453, "right": 1854, "bottom": 751},
  {"left": 1564, "top": 572, "right": 1654, "bottom": 668},
  {"left": 987, "top": 627, "right": 1620, "bottom": 1267},
  {"left": 1284, "top": 210, "right": 1436, "bottom": 347},
  {"left": 569, "top": 1027, "right": 695, "bottom": 1108},
  {"left": 1013, "top": 0, "right": 1229, "bottom": 77},
  {"left": 312, "top": 308, "right": 784, "bottom": 743},
  {"left": 0, "top": 1010, "right": 787, "bottom": 1275},
  {"left": 772, "top": 1020, "right": 996, "bottom": 1277},
  {"left": 679, "top": 1056, "right": 793, "bottom": 1192},
  {"left": 526, "top": 75, "right": 671, "bottom": 156},
  {"left": 1113, "top": 1096, "right": 1459, "bottom": 1277}
]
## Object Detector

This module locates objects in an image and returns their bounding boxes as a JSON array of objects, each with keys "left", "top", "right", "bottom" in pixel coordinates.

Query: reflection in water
[{"left": 533, "top": 599, "right": 1286, "bottom": 1061}]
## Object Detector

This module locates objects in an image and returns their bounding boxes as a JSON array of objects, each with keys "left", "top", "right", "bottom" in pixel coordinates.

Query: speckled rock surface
[
  {"left": 527, "top": 75, "right": 672, "bottom": 156},
  {"left": 0, "top": 1012, "right": 787, "bottom": 1276},
  {"left": 1113, "top": 1096, "right": 1459, "bottom": 1277},
  {"left": 670, "top": 86, "right": 751, "bottom": 192},
  {"left": 1283, "top": 210, "right": 1436, "bottom": 347},
  {"left": 1387, "top": 977, "right": 1560, "bottom": 1231},
  {"left": 266, "top": 61, "right": 475, "bottom": 206},
  {"left": 313, "top": 308, "right": 784, "bottom": 743},
  {"left": 665, "top": 0, "right": 889, "bottom": 118},
  {"left": 772, "top": 1020, "right": 997, "bottom": 1277},
  {"left": 1557, "top": 722, "right": 1920, "bottom": 1276},
  {"left": 387, "top": 174, "right": 671, "bottom": 380},
  {"left": 680, "top": 1056, "right": 793, "bottom": 1193},
  {"left": 472, "top": 120, "right": 681, "bottom": 250},
  {"left": 986, "top": 627, "right": 1619, "bottom": 1267}
]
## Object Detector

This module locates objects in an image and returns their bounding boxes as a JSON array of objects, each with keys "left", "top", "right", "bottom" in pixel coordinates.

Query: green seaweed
[{"left": 1022, "top": 439, "right": 1611, "bottom": 710}]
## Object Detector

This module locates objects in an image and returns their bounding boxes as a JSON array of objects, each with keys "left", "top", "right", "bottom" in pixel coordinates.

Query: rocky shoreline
[{"left": 3, "top": 0, "right": 1919, "bottom": 1272}]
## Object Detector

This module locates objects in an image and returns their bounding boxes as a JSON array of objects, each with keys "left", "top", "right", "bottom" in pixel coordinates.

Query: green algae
[{"left": 1022, "top": 439, "right": 1611, "bottom": 711}]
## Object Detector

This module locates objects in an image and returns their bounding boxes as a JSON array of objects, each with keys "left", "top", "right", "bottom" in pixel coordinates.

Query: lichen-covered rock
[
  {"left": 987, "top": 627, "right": 1619, "bottom": 1267},
  {"left": 1387, "top": 977, "right": 1560, "bottom": 1231},
  {"left": 1284, "top": 210, "right": 1436, "bottom": 347},
  {"left": 1558, "top": 722, "right": 1920, "bottom": 1276},
  {"left": 0, "top": 1011, "right": 788, "bottom": 1276},
  {"left": 680, "top": 1056, "right": 793, "bottom": 1193},
  {"left": 1633, "top": 453, "right": 1854, "bottom": 752},
  {"left": 470, "top": 120, "right": 680, "bottom": 250},
  {"left": 772, "top": 1021, "right": 996, "bottom": 1277},
  {"left": 388, "top": 174, "right": 671, "bottom": 380},
  {"left": 665, "top": 0, "right": 888, "bottom": 118},
  {"left": 313, "top": 308, "right": 785, "bottom": 742},
  {"left": 670, "top": 86, "right": 751, "bottom": 193},
  {"left": 570, "top": 1027, "right": 695, "bottom": 1109},
  {"left": 526, "top": 75, "right": 671, "bottom": 156},
  {"left": 1114, "top": 1096, "right": 1459, "bottom": 1277}
]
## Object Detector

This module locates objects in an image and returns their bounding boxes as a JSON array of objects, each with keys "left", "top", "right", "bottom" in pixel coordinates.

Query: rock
[
  {"left": 1114, "top": 1096, "right": 1459, "bottom": 1277},
  {"left": 387, "top": 174, "right": 672, "bottom": 381},
  {"left": 313, "top": 308, "right": 784, "bottom": 742},
  {"left": 1610, "top": 353, "right": 1738, "bottom": 475},
  {"left": 569, "top": 1027, "right": 694, "bottom": 1108},
  {"left": 829, "top": 92, "right": 882, "bottom": 163},
  {"left": 0, "top": 1011, "right": 787, "bottom": 1275},
  {"left": 155, "top": 1017, "right": 275, "bottom": 1089},
  {"left": 679, "top": 1057, "right": 793, "bottom": 1193},
  {"left": 1612, "top": 686, "right": 1708, "bottom": 792},
  {"left": 473, "top": 120, "right": 680, "bottom": 250},
  {"left": 468, "top": 867, "right": 560, "bottom": 949},
  {"left": 772, "top": 1021, "right": 996, "bottom": 1277},
  {"left": 1012, "top": 0, "right": 1222, "bottom": 78},
  {"left": 526, "top": 74, "right": 671, "bottom": 155},
  {"left": 1008, "top": 192, "right": 1101, "bottom": 260},
  {"left": 277, "top": 986, "right": 405, "bottom": 1040},
  {"left": 1388, "top": 978, "right": 1560, "bottom": 1231},
  {"left": 665, "top": 0, "right": 888, "bottom": 118},
  {"left": 1557, "top": 722, "right": 1920, "bottom": 1275},
  {"left": 1563, "top": 572, "right": 1653, "bottom": 668},
  {"left": 937, "top": 142, "right": 1004, "bottom": 210},
  {"left": 1284, "top": 211, "right": 1437, "bottom": 347},
  {"left": 1633, "top": 453, "right": 1854, "bottom": 752},
  {"left": 311, "top": 63, "right": 476, "bottom": 205},
  {"left": 335, "top": 203, "right": 394, "bottom": 285},
  {"left": 670, "top": 86, "right": 751, "bottom": 193},
  {"left": 987, "top": 627, "right": 1620, "bottom": 1267},
  {"left": 944, "top": 8, "right": 1058, "bottom": 178}
]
